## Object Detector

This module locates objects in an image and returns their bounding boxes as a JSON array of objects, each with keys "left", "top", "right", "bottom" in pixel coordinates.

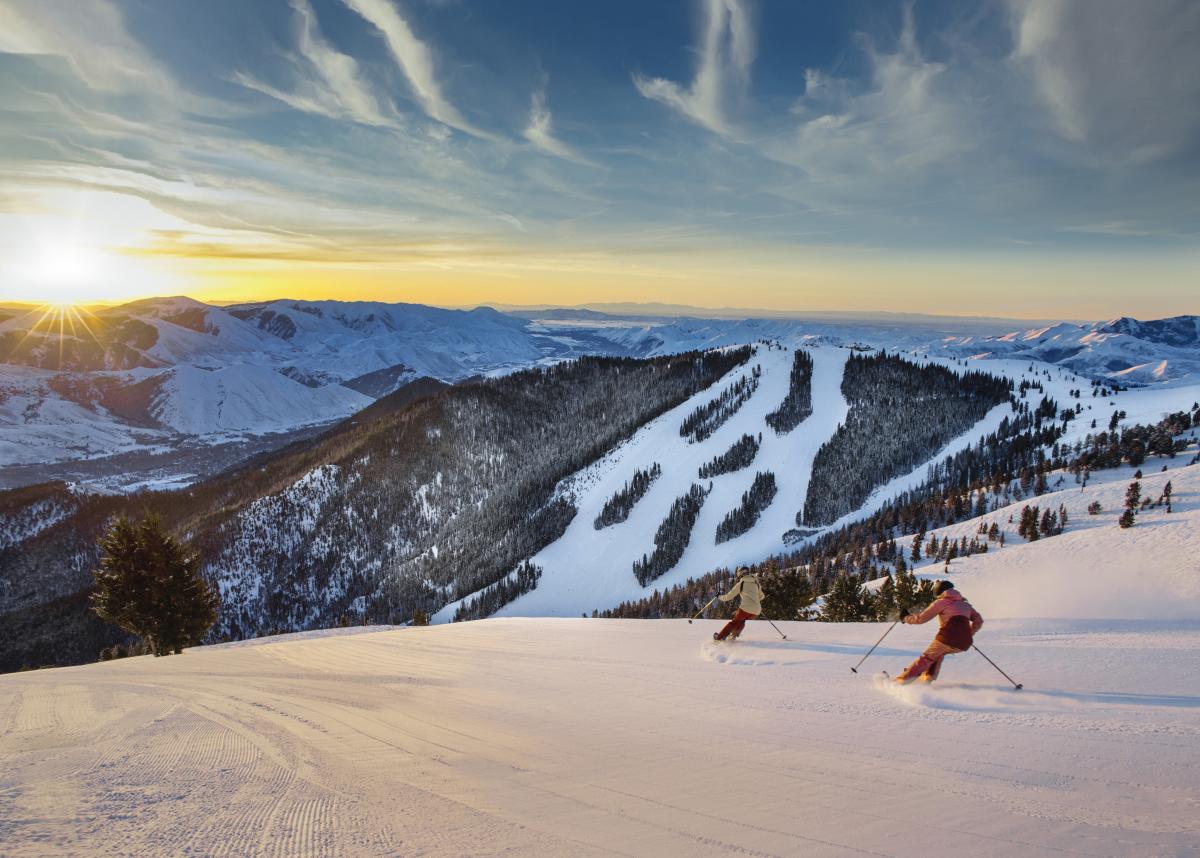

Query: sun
[
  {"left": 1, "top": 190, "right": 192, "bottom": 306},
  {"left": 25, "top": 242, "right": 107, "bottom": 305}
]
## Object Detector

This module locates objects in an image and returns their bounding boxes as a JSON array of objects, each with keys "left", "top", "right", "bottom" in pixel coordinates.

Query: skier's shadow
[
  {"left": 1029, "top": 688, "right": 1200, "bottom": 709},
  {"left": 938, "top": 683, "right": 1200, "bottom": 708}
]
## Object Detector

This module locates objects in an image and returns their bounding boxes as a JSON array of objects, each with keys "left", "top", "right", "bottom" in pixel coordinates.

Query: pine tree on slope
[{"left": 91, "top": 515, "right": 220, "bottom": 657}]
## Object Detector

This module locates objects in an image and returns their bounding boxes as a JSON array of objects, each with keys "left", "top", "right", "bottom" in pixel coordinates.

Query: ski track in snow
[{"left": 2, "top": 618, "right": 1197, "bottom": 857}]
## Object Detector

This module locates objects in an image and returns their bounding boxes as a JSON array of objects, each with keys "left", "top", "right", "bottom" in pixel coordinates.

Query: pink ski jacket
[{"left": 903, "top": 589, "right": 983, "bottom": 650}]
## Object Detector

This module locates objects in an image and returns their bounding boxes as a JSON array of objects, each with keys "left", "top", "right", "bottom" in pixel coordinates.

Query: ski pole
[
  {"left": 973, "top": 645, "right": 1023, "bottom": 690},
  {"left": 850, "top": 620, "right": 899, "bottom": 674},
  {"left": 687, "top": 597, "right": 718, "bottom": 624},
  {"left": 759, "top": 612, "right": 788, "bottom": 640}
]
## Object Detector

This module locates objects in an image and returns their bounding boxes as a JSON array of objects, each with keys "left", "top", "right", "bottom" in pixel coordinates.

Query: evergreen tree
[
  {"left": 875, "top": 573, "right": 897, "bottom": 620},
  {"left": 820, "top": 572, "right": 868, "bottom": 622},
  {"left": 91, "top": 515, "right": 219, "bottom": 657},
  {"left": 1018, "top": 505, "right": 1040, "bottom": 541},
  {"left": 715, "top": 472, "right": 777, "bottom": 543},
  {"left": 894, "top": 567, "right": 919, "bottom": 614},
  {"left": 698, "top": 435, "right": 759, "bottom": 479},
  {"left": 1119, "top": 480, "right": 1141, "bottom": 529},
  {"left": 633, "top": 484, "right": 710, "bottom": 585},
  {"left": 761, "top": 566, "right": 816, "bottom": 620},
  {"left": 595, "top": 463, "right": 662, "bottom": 529},
  {"left": 765, "top": 349, "right": 814, "bottom": 434}
]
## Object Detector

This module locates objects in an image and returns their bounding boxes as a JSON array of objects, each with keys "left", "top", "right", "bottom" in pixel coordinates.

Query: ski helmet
[
  {"left": 934, "top": 579, "right": 954, "bottom": 595},
  {"left": 736, "top": 566, "right": 751, "bottom": 578}
]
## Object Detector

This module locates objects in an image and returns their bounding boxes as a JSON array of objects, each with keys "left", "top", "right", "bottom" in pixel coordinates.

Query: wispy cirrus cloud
[
  {"left": 234, "top": 0, "right": 399, "bottom": 128},
  {"left": 767, "top": 6, "right": 973, "bottom": 201},
  {"left": 523, "top": 89, "right": 598, "bottom": 168},
  {"left": 633, "top": 0, "right": 754, "bottom": 136},
  {"left": 340, "top": 0, "right": 494, "bottom": 139},
  {"left": 0, "top": 0, "right": 168, "bottom": 93},
  {"left": 1007, "top": 0, "right": 1200, "bottom": 164}
]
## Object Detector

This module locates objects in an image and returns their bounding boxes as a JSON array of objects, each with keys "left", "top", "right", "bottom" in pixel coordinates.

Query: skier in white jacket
[{"left": 713, "top": 567, "right": 763, "bottom": 641}]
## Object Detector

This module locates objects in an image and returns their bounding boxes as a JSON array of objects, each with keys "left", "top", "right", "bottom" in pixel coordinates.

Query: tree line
[
  {"left": 633, "top": 483, "right": 711, "bottom": 586},
  {"left": 595, "top": 463, "right": 663, "bottom": 529},
  {"left": 800, "top": 353, "right": 1013, "bottom": 527},
  {"left": 715, "top": 472, "right": 777, "bottom": 544},
  {"left": 679, "top": 364, "right": 761, "bottom": 443},
  {"left": 698, "top": 434, "right": 760, "bottom": 479},
  {"left": 453, "top": 561, "right": 543, "bottom": 622},
  {"left": 765, "top": 349, "right": 813, "bottom": 434}
]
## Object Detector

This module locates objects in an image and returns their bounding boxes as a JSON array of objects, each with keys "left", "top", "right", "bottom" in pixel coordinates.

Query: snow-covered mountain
[
  {"left": 931, "top": 315, "right": 1200, "bottom": 386},
  {"left": 1, "top": 298, "right": 1197, "bottom": 491},
  {"left": 0, "top": 297, "right": 601, "bottom": 481}
]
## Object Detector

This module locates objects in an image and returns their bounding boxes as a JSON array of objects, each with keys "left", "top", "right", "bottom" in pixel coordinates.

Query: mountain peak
[{"left": 1098, "top": 315, "right": 1200, "bottom": 347}]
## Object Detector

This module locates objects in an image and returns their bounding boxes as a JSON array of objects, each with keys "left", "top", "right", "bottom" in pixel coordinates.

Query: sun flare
[{"left": 24, "top": 243, "right": 105, "bottom": 305}]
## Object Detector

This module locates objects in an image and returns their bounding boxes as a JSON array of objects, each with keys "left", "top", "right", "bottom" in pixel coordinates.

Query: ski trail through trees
[{"left": 464, "top": 347, "right": 852, "bottom": 619}]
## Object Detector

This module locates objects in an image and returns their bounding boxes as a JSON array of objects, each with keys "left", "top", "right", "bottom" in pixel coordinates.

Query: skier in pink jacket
[{"left": 895, "top": 580, "right": 983, "bottom": 683}]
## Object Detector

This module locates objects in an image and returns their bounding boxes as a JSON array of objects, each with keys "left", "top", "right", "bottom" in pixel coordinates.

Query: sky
[{"left": 0, "top": 0, "right": 1197, "bottom": 318}]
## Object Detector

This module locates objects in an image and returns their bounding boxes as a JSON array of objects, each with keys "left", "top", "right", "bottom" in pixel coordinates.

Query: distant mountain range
[{"left": 1, "top": 296, "right": 1196, "bottom": 488}]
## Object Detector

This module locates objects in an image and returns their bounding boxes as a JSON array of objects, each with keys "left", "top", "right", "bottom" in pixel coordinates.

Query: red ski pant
[
  {"left": 898, "top": 640, "right": 964, "bottom": 681},
  {"left": 716, "top": 610, "right": 757, "bottom": 640}
]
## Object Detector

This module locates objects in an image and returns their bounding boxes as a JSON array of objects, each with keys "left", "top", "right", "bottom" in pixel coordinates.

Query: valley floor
[{"left": 2, "top": 618, "right": 1198, "bottom": 857}]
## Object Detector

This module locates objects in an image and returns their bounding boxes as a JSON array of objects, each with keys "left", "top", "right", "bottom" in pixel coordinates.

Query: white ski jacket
[{"left": 719, "top": 575, "right": 763, "bottom": 615}]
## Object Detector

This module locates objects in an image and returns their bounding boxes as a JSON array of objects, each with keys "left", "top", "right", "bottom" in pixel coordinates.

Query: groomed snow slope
[
  {"left": 905, "top": 458, "right": 1200, "bottom": 621},
  {"left": 2, "top": 612, "right": 1197, "bottom": 856}
]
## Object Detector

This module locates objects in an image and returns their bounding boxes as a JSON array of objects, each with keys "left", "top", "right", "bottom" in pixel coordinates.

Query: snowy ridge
[
  {"left": 152, "top": 365, "right": 371, "bottom": 436},
  {"left": 0, "top": 367, "right": 170, "bottom": 466},
  {"left": 902, "top": 450, "right": 1200, "bottom": 620},
  {"left": 0, "top": 495, "right": 74, "bottom": 551}
]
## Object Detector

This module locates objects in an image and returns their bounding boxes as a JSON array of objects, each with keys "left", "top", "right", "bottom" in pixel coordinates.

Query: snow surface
[
  {"left": 906, "top": 457, "right": 1200, "bottom": 621},
  {"left": 2, "top": 616, "right": 1197, "bottom": 855}
]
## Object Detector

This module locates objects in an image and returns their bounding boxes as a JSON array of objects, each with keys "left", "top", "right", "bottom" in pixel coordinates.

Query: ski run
[
  {"left": 437, "top": 343, "right": 1200, "bottom": 621},
  {"left": 3, "top": 566, "right": 1198, "bottom": 855}
]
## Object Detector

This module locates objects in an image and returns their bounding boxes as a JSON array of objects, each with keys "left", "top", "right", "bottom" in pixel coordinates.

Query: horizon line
[{"left": 1, "top": 293, "right": 1121, "bottom": 327}]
